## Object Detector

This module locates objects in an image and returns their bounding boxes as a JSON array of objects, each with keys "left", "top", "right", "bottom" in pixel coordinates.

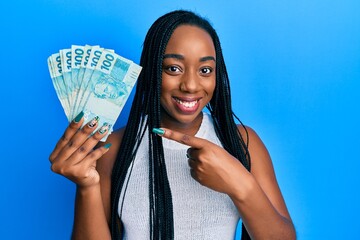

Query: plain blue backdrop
[{"left": 1, "top": 0, "right": 359, "bottom": 239}]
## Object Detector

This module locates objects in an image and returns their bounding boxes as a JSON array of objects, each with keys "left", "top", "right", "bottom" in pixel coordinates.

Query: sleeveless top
[{"left": 119, "top": 113, "right": 240, "bottom": 240}]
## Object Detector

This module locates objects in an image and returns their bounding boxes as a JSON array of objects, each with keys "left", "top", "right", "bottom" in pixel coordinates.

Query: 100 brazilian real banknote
[{"left": 47, "top": 45, "right": 142, "bottom": 141}]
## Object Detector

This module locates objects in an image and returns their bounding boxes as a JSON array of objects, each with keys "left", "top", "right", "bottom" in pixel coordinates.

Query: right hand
[{"left": 49, "top": 112, "right": 112, "bottom": 188}]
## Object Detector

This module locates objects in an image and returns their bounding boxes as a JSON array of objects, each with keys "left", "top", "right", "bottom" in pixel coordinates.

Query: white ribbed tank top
[{"left": 119, "top": 113, "right": 240, "bottom": 240}]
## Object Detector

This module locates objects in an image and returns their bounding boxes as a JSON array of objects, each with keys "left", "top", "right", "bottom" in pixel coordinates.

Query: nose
[{"left": 180, "top": 70, "right": 201, "bottom": 93}]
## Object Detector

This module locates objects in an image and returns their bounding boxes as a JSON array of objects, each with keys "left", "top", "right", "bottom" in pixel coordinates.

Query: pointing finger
[{"left": 152, "top": 127, "right": 205, "bottom": 149}]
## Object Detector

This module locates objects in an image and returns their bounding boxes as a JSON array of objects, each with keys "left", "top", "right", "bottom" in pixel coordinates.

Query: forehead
[{"left": 165, "top": 25, "right": 215, "bottom": 55}]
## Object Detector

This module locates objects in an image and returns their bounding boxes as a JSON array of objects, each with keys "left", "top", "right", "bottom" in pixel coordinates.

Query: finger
[
  {"left": 81, "top": 142, "right": 112, "bottom": 170},
  {"left": 69, "top": 123, "right": 111, "bottom": 165},
  {"left": 49, "top": 111, "right": 85, "bottom": 162},
  {"left": 187, "top": 148, "right": 199, "bottom": 159},
  {"left": 51, "top": 143, "right": 111, "bottom": 186},
  {"left": 186, "top": 148, "right": 199, "bottom": 163},
  {"left": 186, "top": 148, "right": 191, "bottom": 159},
  {"left": 152, "top": 127, "right": 205, "bottom": 149},
  {"left": 188, "top": 158, "right": 197, "bottom": 169},
  {"left": 190, "top": 168, "right": 198, "bottom": 181},
  {"left": 50, "top": 122, "right": 111, "bottom": 176},
  {"left": 54, "top": 116, "right": 102, "bottom": 162}
]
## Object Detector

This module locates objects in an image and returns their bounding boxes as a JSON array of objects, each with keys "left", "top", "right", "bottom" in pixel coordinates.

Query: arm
[
  {"left": 49, "top": 113, "right": 124, "bottom": 240},
  {"left": 72, "top": 128, "right": 123, "bottom": 240},
  {"left": 229, "top": 126, "right": 296, "bottom": 239},
  {"left": 156, "top": 127, "right": 296, "bottom": 240}
]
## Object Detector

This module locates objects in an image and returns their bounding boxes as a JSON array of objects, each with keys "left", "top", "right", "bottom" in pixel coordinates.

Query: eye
[
  {"left": 200, "top": 67, "right": 213, "bottom": 75},
  {"left": 169, "top": 66, "right": 180, "bottom": 72},
  {"left": 163, "top": 65, "right": 182, "bottom": 75}
]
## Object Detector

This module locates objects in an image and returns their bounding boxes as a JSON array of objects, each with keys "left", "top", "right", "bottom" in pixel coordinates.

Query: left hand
[{"left": 156, "top": 127, "right": 249, "bottom": 195}]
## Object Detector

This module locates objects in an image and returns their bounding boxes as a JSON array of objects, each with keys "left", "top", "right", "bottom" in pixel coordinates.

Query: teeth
[{"left": 175, "top": 98, "right": 198, "bottom": 108}]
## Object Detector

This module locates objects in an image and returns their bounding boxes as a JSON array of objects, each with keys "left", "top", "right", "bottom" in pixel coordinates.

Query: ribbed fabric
[{"left": 119, "top": 113, "right": 240, "bottom": 240}]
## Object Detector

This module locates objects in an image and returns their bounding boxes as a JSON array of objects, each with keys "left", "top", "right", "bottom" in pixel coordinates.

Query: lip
[{"left": 172, "top": 96, "right": 202, "bottom": 114}]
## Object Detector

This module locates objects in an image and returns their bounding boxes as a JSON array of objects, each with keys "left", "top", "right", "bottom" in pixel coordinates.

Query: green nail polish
[
  {"left": 74, "top": 111, "right": 84, "bottom": 123},
  {"left": 152, "top": 128, "right": 165, "bottom": 135},
  {"left": 98, "top": 123, "right": 110, "bottom": 134},
  {"left": 104, "top": 143, "right": 112, "bottom": 149}
]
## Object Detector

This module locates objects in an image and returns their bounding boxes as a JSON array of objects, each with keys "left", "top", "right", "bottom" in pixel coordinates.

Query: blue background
[{"left": 1, "top": 0, "right": 359, "bottom": 239}]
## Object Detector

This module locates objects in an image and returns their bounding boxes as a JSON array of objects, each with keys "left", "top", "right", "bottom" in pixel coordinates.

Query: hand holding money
[
  {"left": 48, "top": 113, "right": 113, "bottom": 188},
  {"left": 47, "top": 45, "right": 142, "bottom": 141}
]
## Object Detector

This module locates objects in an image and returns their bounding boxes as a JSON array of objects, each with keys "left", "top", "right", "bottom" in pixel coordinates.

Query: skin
[
  {"left": 49, "top": 25, "right": 296, "bottom": 239},
  {"left": 160, "top": 25, "right": 216, "bottom": 136}
]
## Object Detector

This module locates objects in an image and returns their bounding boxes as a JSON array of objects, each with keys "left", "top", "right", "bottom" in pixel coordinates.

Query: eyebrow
[
  {"left": 163, "top": 54, "right": 215, "bottom": 62},
  {"left": 199, "top": 56, "right": 216, "bottom": 62},
  {"left": 163, "top": 53, "right": 184, "bottom": 60}
]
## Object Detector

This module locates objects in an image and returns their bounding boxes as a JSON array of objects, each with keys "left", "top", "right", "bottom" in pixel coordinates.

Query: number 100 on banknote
[{"left": 47, "top": 45, "right": 142, "bottom": 141}]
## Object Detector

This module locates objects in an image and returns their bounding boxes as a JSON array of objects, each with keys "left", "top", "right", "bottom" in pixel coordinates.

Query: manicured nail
[
  {"left": 73, "top": 111, "right": 84, "bottom": 123},
  {"left": 98, "top": 123, "right": 110, "bottom": 134},
  {"left": 152, "top": 128, "right": 165, "bottom": 135},
  {"left": 88, "top": 116, "right": 99, "bottom": 128},
  {"left": 103, "top": 143, "right": 112, "bottom": 149}
]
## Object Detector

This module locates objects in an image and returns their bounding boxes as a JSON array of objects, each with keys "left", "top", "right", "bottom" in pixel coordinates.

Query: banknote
[
  {"left": 72, "top": 45, "right": 92, "bottom": 117},
  {"left": 76, "top": 46, "right": 103, "bottom": 116},
  {"left": 47, "top": 57, "right": 65, "bottom": 116},
  {"left": 60, "top": 49, "right": 73, "bottom": 118},
  {"left": 77, "top": 47, "right": 115, "bottom": 118},
  {"left": 70, "top": 45, "right": 85, "bottom": 119},
  {"left": 82, "top": 50, "right": 142, "bottom": 137},
  {"left": 48, "top": 53, "right": 71, "bottom": 120},
  {"left": 47, "top": 45, "right": 142, "bottom": 141}
]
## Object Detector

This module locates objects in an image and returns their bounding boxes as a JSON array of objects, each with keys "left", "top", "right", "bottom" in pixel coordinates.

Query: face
[{"left": 160, "top": 25, "right": 216, "bottom": 127}]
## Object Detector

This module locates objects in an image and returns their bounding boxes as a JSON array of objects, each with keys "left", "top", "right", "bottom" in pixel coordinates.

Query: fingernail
[
  {"left": 88, "top": 116, "right": 99, "bottom": 128},
  {"left": 98, "top": 123, "right": 110, "bottom": 134},
  {"left": 104, "top": 143, "right": 112, "bottom": 149},
  {"left": 73, "top": 111, "right": 84, "bottom": 123},
  {"left": 152, "top": 128, "right": 165, "bottom": 135}
]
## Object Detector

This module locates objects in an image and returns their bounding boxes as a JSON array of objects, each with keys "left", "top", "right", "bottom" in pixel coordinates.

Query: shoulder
[
  {"left": 236, "top": 125, "right": 292, "bottom": 220},
  {"left": 236, "top": 124, "right": 273, "bottom": 176},
  {"left": 237, "top": 124, "right": 284, "bottom": 210},
  {"left": 237, "top": 124, "right": 267, "bottom": 154}
]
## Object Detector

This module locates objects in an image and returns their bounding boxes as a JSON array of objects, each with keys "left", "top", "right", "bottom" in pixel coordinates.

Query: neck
[{"left": 160, "top": 111, "right": 203, "bottom": 136}]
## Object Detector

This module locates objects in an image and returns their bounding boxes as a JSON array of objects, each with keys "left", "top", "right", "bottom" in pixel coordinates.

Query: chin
[{"left": 161, "top": 108, "right": 204, "bottom": 126}]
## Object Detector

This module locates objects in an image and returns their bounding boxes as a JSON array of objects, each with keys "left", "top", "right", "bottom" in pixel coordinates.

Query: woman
[{"left": 49, "top": 10, "right": 296, "bottom": 239}]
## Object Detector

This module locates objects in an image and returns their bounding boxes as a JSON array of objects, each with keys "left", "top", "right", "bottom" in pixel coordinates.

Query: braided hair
[{"left": 110, "top": 10, "right": 251, "bottom": 240}]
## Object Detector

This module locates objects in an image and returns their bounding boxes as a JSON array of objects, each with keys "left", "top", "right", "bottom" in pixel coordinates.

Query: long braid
[
  {"left": 111, "top": 10, "right": 251, "bottom": 240},
  {"left": 146, "top": 12, "right": 191, "bottom": 239},
  {"left": 208, "top": 45, "right": 251, "bottom": 170},
  {"left": 207, "top": 27, "right": 251, "bottom": 240}
]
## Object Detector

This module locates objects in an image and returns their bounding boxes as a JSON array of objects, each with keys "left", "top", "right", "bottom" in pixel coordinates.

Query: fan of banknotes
[{"left": 47, "top": 45, "right": 142, "bottom": 141}]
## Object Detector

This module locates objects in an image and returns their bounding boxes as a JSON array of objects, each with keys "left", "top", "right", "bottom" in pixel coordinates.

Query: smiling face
[{"left": 160, "top": 25, "right": 216, "bottom": 131}]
